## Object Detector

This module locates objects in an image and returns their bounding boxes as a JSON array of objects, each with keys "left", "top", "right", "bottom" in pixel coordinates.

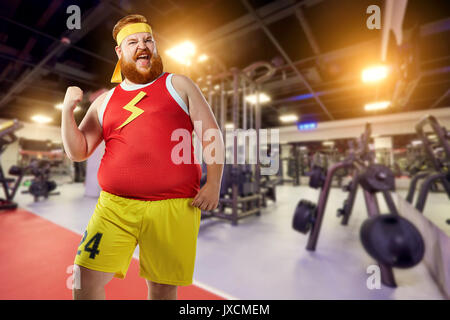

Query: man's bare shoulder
[
  {"left": 92, "top": 90, "right": 110, "bottom": 110},
  {"left": 171, "top": 74, "right": 197, "bottom": 93},
  {"left": 90, "top": 89, "right": 115, "bottom": 122}
]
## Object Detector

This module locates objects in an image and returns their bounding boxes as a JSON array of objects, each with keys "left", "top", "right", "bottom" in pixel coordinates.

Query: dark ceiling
[{"left": 0, "top": 0, "right": 449, "bottom": 128}]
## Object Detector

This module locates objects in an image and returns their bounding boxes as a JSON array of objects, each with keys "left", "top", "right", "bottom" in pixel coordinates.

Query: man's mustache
[{"left": 133, "top": 49, "right": 152, "bottom": 61}]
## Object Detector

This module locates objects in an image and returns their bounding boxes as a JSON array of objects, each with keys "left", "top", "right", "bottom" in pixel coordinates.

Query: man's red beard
[{"left": 120, "top": 49, "right": 164, "bottom": 84}]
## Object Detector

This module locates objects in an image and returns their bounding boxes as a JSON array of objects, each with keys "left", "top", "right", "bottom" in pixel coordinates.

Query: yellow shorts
[{"left": 74, "top": 190, "right": 201, "bottom": 286}]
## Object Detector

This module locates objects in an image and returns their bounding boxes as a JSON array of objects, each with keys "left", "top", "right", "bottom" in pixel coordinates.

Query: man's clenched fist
[{"left": 63, "top": 86, "right": 83, "bottom": 112}]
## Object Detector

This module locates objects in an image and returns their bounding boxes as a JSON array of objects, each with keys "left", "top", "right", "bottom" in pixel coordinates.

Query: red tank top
[{"left": 97, "top": 72, "right": 201, "bottom": 200}]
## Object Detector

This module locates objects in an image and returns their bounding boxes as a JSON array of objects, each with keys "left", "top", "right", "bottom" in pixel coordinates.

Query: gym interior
[{"left": 0, "top": 0, "right": 449, "bottom": 300}]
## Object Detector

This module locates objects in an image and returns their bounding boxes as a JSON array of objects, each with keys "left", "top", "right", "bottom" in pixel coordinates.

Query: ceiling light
[
  {"left": 362, "top": 65, "right": 389, "bottom": 83},
  {"left": 198, "top": 54, "right": 209, "bottom": 62},
  {"left": 165, "top": 41, "right": 196, "bottom": 66},
  {"left": 32, "top": 115, "right": 52, "bottom": 124},
  {"left": 364, "top": 101, "right": 390, "bottom": 111},
  {"left": 245, "top": 93, "right": 271, "bottom": 104},
  {"left": 279, "top": 114, "right": 298, "bottom": 123}
]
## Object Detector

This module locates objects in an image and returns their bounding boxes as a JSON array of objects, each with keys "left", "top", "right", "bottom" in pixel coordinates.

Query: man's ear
[{"left": 115, "top": 45, "right": 122, "bottom": 60}]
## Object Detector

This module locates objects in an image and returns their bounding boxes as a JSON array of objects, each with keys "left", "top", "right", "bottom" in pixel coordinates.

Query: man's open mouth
[
  {"left": 135, "top": 54, "right": 150, "bottom": 67},
  {"left": 136, "top": 54, "right": 149, "bottom": 60}
]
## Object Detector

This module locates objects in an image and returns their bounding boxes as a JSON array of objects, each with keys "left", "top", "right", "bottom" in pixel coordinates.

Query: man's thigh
[
  {"left": 138, "top": 197, "right": 201, "bottom": 286},
  {"left": 74, "top": 191, "right": 142, "bottom": 279}
]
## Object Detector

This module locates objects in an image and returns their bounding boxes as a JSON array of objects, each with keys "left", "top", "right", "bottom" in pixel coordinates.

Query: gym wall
[{"left": 278, "top": 107, "right": 450, "bottom": 143}]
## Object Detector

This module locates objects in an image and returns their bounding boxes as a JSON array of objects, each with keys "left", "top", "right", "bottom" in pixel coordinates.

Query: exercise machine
[
  {"left": 0, "top": 120, "right": 25, "bottom": 210},
  {"left": 292, "top": 123, "right": 425, "bottom": 287},
  {"left": 198, "top": 62, "right": 277, "bottom": 225},
  {"left": 21, "top": 159, "right": 60, "bottom": 202},
  {"left": 406, "top": 115, "right": 450, "bottom": 212}
]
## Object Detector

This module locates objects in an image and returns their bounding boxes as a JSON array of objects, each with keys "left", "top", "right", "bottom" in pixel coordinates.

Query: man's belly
[{"left": 97, "top": 157, "right": 201, "bottom": 201}]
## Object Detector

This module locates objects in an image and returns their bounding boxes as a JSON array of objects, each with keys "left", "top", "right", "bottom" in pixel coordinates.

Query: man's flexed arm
[{"left": 61, "top": 86, "right": 106, "bottom": 162}]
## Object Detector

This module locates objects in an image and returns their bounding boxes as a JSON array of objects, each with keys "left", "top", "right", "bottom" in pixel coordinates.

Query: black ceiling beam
[
  {"left": 0, "top": 15, "right": 116, "bottom": 66},
  {"left": 294, "top": 6, "right": 321, "bottom": 55},
  {"left": 0, "top": 0, "right": 64, "bottom": 83},
  {"left": 0, "top": 1, "right": 113, "bottom": 109},
  {"left": 240, "top": 0, "right": 334, "bottom": 120},
  {"left": 429, "top": 89, "right": 449, "bottom": 109},
  {"left": 0, "top": 52, "right": 106, "bottom": 88},
  {"left": 199, "top": 0, "right": 321, "bottom": 50}
]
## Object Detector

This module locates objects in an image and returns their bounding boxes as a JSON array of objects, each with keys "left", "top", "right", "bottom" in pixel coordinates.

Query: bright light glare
[
  {"left": 198, "top": 54, "right": 209, "bottom": 62},
  {"left": 322, "top": 141, "right": 335, "bottom": 146},
  {"left": 279, "top": 114, "right": 298, "bottom": 123},
  {"left": 225, "top": 123, "right": 234, "bottom": 129},
  {"left": 364, "top": 101, "right": 390, "bottom": 111},
  {"left": 165, "top": 41, "right": 196, "bottom": 65},
  {"left": 362, "top": 65, "right": 389, "bottom": 83},
  {"left": 32, "top": 115, "right": 52, "bottom": 124},
  {"left": 245, "top": 93, "right": 271, "bottom": 104}
]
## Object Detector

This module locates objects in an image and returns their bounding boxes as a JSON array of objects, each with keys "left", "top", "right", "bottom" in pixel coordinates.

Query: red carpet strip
[{"left": 0, "top": 208, "right": 225, "bottom": 300}]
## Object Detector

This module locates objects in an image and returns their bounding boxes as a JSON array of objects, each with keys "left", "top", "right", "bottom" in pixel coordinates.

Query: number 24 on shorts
[{"left": 77, "top": 231, "right": 103, "bottom": 259}]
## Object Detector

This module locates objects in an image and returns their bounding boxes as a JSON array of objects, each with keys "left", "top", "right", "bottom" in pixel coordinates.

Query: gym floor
[{"left": 2, "top": 176, "right": 446, "bottom": 300}]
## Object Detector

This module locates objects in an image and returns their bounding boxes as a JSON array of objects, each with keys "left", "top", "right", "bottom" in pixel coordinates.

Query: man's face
[{"left": 116, "top": 31, "right": 164, "bottom": 84}]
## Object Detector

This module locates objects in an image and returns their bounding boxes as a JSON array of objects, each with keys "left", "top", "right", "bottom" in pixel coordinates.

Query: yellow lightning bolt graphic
[{"left": 115, "top": 91, "right": 146, "bottom": 130}]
